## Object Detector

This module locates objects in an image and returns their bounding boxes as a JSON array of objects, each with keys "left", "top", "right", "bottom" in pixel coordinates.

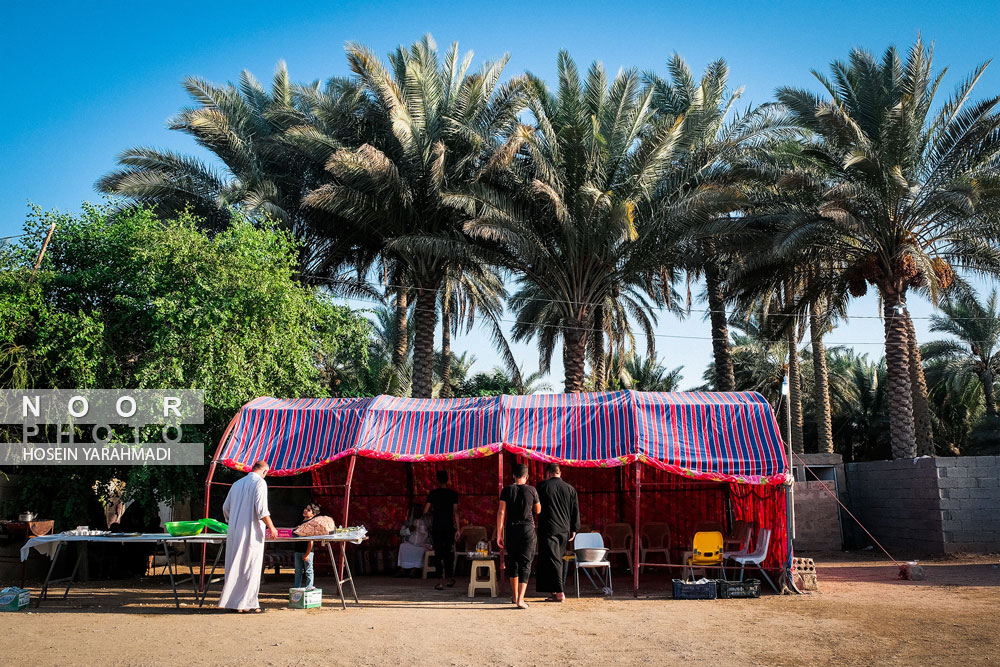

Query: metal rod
[
  {"left": 785, "top": 372, "right": 796, "bottom": 592},
  {"left": 633, "top": 460, "right": 642, "bottom": 597},
  {"left": 338, "top": 454, "right": 356, "bottom": 581},
  {"left": 209, "top": 481, "right": 347, "bottom": 489},
  {"left": 497, "top": 450, "right": 505, "bottom": 593},
  {"left": 200, "top": 413, "right": 240, "bottom": 590}
]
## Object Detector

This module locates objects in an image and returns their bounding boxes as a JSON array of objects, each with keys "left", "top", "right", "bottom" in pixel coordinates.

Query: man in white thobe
[{"left": 219, "top": 460, "right": 277, "bottom": 612}]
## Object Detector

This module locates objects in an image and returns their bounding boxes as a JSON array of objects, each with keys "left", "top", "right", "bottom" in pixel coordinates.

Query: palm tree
[
  {"left": 770, "top": 38, "right": 1000, "bottom": 458},
  {"left": 645, "top": 56, "right": 744, "bottom": 392},
  {"left": 923, "top": 289, "right": 1000, "bottom": 418},
  {"left": 826, "top": 349, "right": 890, "bottom": 461},
  {"left": 612, "top": 353, "right": 684, "bottom": 392},
  {"left": 97, "top": 63, "right": 374, "bottom": 283},
  {"left": 704, "top": 315, "right": 788, "bottom": 407},
  {"left": 457, "top": 365, "right": 552, "bottom": 397},
  {"left": 645, "top": 56, "right": 802, "bottom": 397},
  {"left": 458, "top": 53, "right": 687, "bottom": 392},
  {"left": 304, "top": 35, "right": 526, "bottom": 397},
  {"left": 436, "top": 261, "right": 519, "bottom": 398}
]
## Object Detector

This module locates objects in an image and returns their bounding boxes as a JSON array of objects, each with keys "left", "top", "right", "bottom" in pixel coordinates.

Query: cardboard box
[
  {"left": 288, "top": 587, "right": 321, "bottom": 609},
  {"left": 0, "top": 587, "right": 30, "bottom": 611}
]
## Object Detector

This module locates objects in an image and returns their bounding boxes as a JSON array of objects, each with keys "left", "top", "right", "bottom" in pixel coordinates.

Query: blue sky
[{"left": 3, "top": 1, "right": 999, "bottom": 388}]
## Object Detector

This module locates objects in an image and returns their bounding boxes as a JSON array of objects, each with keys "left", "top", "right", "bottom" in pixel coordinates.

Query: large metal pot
[
  {"left": 575, "top": 548, "right": 608, "bottom": 563},
  {"left": 19, "top": 512, "right": 37, "bottom": 522}
]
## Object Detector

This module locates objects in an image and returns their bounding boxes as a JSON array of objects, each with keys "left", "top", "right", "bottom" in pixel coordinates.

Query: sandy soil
[{"left": 3, "top": 552, "right": 999, "bottom": 667}]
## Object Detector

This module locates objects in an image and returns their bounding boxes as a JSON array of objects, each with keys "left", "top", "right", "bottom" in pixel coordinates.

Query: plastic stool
[
  {"left": 422, "top": 550, "right": 437, "bottom": 579},
  {"left": 468, "top": 559, "right": 497, "bottom": 598}
]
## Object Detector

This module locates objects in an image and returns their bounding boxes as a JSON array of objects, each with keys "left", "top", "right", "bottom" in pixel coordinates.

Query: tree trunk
[
  {"left": 883, "top": 296, "right": 916, "bottom": 458},
  {"left": 810, "top": 300, "right": 834, "bottom": 454},
  {"left": 390, "top": 282, "right": 408, "bottom": 396},
  {"left": 410, "top": 280, "right": 439, "bottom": 399},
  {"left": 982, "top": 369, "right": 998, "bottom": 417},
  {"left": 592, "top": 305, "right": 607, "bottom": 391},
  {"left": 563, "top": 317, "right": 588, "bottom": 393},
  {"left": 440, "top": 301, "right": 452, "bottom": 399},
  {"left": 705, "top": 261, "right": 736, "bottom": 391},
  {"left": 904, "top": 313, "right": 934, "bottom": 456},
  {"left": 787, "top": 323, "right": 805, "bottom": 454}
]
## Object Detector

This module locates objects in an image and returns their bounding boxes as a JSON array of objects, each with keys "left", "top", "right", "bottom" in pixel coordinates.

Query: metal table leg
[
  {"left": 325, "top": 542, "right": 347, "bottom": 610},
  {"left": 341, "top": 542, "right": 359, "bottom": 604},
  {"left": 182, "top": 543, "right": 200, "bottom": 596},
  {"left": 162, "top": 541, "right": 180, "bottom": 609},
  {"left": 37, "top": 542, "right": 63, "bottom": 606},
  {"left": 198, "top": 542, "right": 225, "bottom": 608},
  {"left": 63, "top": 544, "right": 84, "bottom": 599}
]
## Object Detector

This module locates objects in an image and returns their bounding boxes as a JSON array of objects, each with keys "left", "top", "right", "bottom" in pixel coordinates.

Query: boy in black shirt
[
  {"left": 497, "top": 463, "right": 541, "bottom": 608},
  {"left": 424, "top": 470, "right": 460, "bottom": 589}
]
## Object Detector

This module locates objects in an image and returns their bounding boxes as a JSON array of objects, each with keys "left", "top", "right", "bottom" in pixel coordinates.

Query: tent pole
[
  {"left": 498, "top": 450, "right": 505, "bottom": 593},
  {"left": 782, "top": 378, "right": 797, "bottom": 593},
  {"left": 338, "top": 454, "right": 357, "bottom": 581},
  {"left": 633, "top": 460, "right": 642, "bottom": 598},
  {"left": 199, "top": 413, "right": 241, "bottom": 591}
]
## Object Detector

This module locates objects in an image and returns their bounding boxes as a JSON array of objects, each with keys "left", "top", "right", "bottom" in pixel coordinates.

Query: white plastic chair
[
  {"left": 574, "top": 532, "right": 613, "bottom": 598},
  {"left": 728, "top": 527, "right": 777, "bottom": 592},
  {"left": 722, "top": 526, "right": 755, "bottom": 561}
]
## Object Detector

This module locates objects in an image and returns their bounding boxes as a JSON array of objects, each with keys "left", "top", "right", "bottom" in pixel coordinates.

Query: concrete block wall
[
  {"left": 845, "top": 456, "right": 1000, "bottom": 556},
  {"left": 791, "top": 453, "right": 847, "bottom": 553},
  {"left": 936, "top": 456, "right": 1000, "bottom": 554},
  {"left": 793, "top": 481, "right": 842, "bottom": 551}
]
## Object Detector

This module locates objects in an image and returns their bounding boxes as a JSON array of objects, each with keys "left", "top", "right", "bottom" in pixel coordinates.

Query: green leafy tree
[{"left": 0, "top": 204, "right": 371, "bottom": 527}]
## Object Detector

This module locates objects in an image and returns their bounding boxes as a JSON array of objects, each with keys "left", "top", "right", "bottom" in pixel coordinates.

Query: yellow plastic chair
[{"left": 685, "top": 531, "right": 724, "bottom": 581}]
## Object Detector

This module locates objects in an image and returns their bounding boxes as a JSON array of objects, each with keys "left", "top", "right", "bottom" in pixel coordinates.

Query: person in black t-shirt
[
  {"left": 424, "top": 470, "right": 460, "bottom": 589},
  {"left": 497, "top": 462, "right": 541, "bottom": 609}
]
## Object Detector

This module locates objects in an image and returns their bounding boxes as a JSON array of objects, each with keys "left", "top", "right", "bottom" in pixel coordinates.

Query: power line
[
  {"left": 299, "top": 273, "right": 1000, "bottom": 322},
  {"left": 318, "top": 285, "right": 982, "bottom": 348}
]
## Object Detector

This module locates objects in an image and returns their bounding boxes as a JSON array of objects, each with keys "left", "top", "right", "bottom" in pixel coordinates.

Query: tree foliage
[{"left": 0, "top": 204, "right": 371, "bottom": 527}]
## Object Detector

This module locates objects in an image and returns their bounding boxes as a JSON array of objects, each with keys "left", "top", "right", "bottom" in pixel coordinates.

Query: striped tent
[{"left": 216, "top": 391, "right": 788, "bottom": 485}]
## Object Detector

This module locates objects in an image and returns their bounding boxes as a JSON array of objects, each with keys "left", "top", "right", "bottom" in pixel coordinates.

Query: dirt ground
[{"left": 3, "top": 552, "right": 999, "bottom": 667}]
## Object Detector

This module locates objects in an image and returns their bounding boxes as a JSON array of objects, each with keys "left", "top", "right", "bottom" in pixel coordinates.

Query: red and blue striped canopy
[{"left": 217, "top": 391, "right": 788, "bottom": 484}]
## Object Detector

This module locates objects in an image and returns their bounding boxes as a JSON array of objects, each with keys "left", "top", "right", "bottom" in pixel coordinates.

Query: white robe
[
  {"left": 219, "top": 471, "right": 270, "bottom": 610},
  {"left": 397, "top": 517, "right": 431, "bottom": 569}
]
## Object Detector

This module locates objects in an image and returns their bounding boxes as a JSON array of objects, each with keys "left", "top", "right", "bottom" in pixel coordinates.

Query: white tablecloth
[{"left": 21, "top": 527, "right": 368, "bottom": 561}]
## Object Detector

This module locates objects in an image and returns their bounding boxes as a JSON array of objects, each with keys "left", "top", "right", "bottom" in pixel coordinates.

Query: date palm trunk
[
  {"left": 592, "top": 305, "right": 607, "bottom": 391},
  {"left": 411, "top": 278, "right": 440, "bottom": 399},
  {"left": 810, "top": 300, "right": 834, "bottom": 454},
  {"left": 784, "top": 280, "right": 805, "bottom": 454},
  {"left": 787, "top": 324, "right": 805, "bottom": 454},
  {"left": 390, "top": 282, "right": 409, "bottom": 396},
  {"left": 705, "top": 260, "right": 736, "bottom": 391},
  {"left": 904, "top": 313, "right": 934, "bottom": 456},
  {"left": 882, "top": 295, "right": 917, "bottom": 458},
  {"left": 982, "top": 369, "right": 998, "bottom": 417},
  {"left": 440, "top": 301, "right": 452, "bottom": 398},
  {"left": 563, "top": 317, "right": 588, "bottom": 393}
]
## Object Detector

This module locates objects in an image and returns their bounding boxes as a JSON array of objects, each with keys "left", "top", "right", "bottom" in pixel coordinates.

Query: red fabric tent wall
[{"left": 311, "top": 453, "right": 787, "bottom": 576}]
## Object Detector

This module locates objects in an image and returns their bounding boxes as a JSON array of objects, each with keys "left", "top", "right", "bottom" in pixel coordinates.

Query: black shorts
[{"left": 505, "top": 524, "right": 536, "bottom": 581}]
